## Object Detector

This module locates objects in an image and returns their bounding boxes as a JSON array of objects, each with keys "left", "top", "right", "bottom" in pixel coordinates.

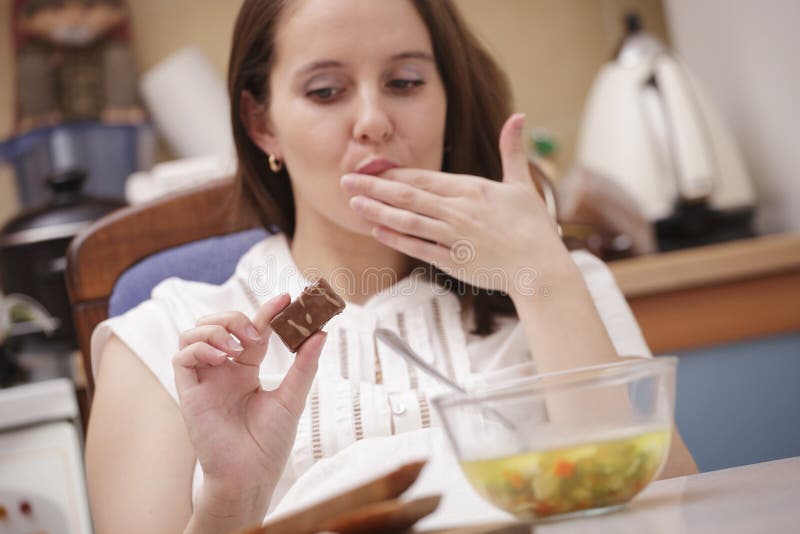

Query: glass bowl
[{"left": 432, "top": 357, "right": 676, "bottom": 523}]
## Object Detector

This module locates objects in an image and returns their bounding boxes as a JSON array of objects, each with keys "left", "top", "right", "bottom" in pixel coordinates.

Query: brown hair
[{"left": 228, "top": 0, "right": 517, "bottom": 335}]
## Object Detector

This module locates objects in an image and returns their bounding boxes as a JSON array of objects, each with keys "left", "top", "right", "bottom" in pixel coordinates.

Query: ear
[{"left": 240, "top": 90, "right": 281, "bottom": 158}]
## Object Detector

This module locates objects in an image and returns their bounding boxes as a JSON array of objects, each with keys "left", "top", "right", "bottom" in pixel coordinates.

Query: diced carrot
[
  {"left": 533, "top": 501, "right": 556, "bottom": 516},
  {"left": 502, "top": 469, "right": 525, "bottom": 490},
  {"left": 553, "top": 459, "right": 575, "bottom": 478}
]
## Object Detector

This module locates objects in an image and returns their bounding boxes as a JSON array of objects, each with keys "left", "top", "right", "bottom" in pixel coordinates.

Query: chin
[
  {"left": 346, "top": 217, "right": 377, "bottom": 237},
  {"left": 325, "top": 208, "right": 376, "bottom": 237}
]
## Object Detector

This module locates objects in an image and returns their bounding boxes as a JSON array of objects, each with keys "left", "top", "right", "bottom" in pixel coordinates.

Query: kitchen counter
[
  {"left": 535, "top": 456, "right": 800, "bottom": 533},
  {"left": 608, "top": 233, "right": 800, "bottom": 353},
  {"left": 422, "top": 456, "right": 799, "bottom": 533}
]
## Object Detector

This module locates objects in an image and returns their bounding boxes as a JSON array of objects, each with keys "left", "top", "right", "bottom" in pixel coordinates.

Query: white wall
[{"left": 664, "top": 0, "right": 800, "bottom": 234}]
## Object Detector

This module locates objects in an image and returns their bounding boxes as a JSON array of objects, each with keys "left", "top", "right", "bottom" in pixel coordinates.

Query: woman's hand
[
  {"left": 341, "top": 113, "right": 565, "bottom": 297},
  {"left": 173, "top": 294, "right": 326, "bottom": 526}
]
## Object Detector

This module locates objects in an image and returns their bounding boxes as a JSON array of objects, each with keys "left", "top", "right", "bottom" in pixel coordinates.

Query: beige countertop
[
  {"left": 411, "top": 447, "right": 798, "bottom": 533},
  {"left": 536, "top": 456, "right": 800, "bottom": 533}
]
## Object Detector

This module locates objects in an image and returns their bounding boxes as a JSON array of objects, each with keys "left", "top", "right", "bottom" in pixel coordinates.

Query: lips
[{"left": 355, "top": 158, "right": 398, "bottom": 176}]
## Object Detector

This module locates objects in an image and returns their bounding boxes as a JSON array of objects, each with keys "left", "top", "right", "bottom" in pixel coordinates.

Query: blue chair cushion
[{"left": 109, "top": 227, "right": 271, "bottom": 317}]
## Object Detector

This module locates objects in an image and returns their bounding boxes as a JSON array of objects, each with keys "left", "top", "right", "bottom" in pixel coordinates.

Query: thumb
[
  {"left": 276, "top": 331, "right": 326, "bottom": 416},
  {"left": 499, "top": 113, "right": 529, "bottom": 184},
  {"left": 237, "top": 293, "right": 291, "bottom": 366}
]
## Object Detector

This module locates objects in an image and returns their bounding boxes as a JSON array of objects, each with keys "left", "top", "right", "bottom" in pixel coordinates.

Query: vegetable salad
[{"left": 460, "top": 427, "right": 670, "bottom": 520}]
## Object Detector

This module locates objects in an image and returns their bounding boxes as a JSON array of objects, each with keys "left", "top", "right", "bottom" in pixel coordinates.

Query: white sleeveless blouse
[{"left": 90, "top": 233, "right": 651, "bottom": 521}]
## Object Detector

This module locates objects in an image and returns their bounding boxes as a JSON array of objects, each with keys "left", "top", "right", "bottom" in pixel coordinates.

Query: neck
[{"left": 289, "top": 204, "right": 414, "bottom": 305}]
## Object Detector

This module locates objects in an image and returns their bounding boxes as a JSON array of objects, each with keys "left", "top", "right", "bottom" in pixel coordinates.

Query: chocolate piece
[{"left": 270, "top": 278, "right": 346, "bottom": 352}]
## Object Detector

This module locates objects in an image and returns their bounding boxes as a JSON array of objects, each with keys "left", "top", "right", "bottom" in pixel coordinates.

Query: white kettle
[{"left": 575, "top": 14, "right": 756, "bottom": 250}]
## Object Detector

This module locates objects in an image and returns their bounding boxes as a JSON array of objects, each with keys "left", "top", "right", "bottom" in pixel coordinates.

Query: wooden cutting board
[
  {"left": 419, "top": 523, "right": 531, "bottom": 533},
  {"left": 322, "top": 495, "right": 441, "bottom": 533},
  {"left": 233, "top": 460, "right": 532, "bottom": 534},
  {"left": 235, "top": 461, "right": 429, "bottom": 534}
]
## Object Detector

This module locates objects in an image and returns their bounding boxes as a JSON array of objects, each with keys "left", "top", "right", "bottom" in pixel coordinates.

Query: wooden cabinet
[{"left": 609, "top": 233, "right": 800, "bottom": 354}]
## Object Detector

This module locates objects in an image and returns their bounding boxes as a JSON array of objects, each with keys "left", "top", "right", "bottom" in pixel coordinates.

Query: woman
[{"left": 85, "top": 0, "right": 698, "bottom": 532}]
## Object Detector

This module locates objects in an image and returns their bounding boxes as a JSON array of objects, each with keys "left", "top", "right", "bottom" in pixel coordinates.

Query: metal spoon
[{"left": 373, "top": 328, "right": 526, "bottom": 443}]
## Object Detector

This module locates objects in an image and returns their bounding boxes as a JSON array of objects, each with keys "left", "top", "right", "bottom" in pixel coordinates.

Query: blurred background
[
  {"left": 2, "top": 0, "right": 670, "bottom": 222},
  {"left": 0, "top": 1, "right": 798, "bottom": 532},
  {"left": 0, "top": 0, "right": 798, "bottom": 236}
]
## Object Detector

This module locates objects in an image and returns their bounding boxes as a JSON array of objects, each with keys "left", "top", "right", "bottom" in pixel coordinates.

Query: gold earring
[{"left": 268, "top": 153, "right": 283, "bottom": 173}]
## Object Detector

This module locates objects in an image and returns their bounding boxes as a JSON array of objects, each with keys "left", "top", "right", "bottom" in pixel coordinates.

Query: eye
[
  {"left": 387, "top": 79, "right": 425, "bottom": 91},
  {"left": 306, "top": 87, "right": 343, "bottom": 101}
]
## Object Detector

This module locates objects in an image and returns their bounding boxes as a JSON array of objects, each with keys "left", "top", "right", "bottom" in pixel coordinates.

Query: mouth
[{"left": 355, "top": 157, "right": 399, "bottom": 176}]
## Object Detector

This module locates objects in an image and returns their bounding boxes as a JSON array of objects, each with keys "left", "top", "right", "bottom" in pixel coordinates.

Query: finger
[
  {"left": 379, "top": 168, "right": 482, "bottom": 198},
  {"left": 179, "top": 324, "right": 245, "bottom": 356},
  {"left": 276, "top": 331, "right": 327, "bottom": 416},
  {"left": 196, "top": 310, "right": 261, "bottom": 347},
  {"left": 340, "top": 173, "right": 451, "bottom": 221},
  {"left": 371, "top": 225, "right": 452, "bottom": 268},
  {"left": 173, "top": 342, "right": 228, "bottom": 393},
  {"left": 498, "top": 113, "right": 530, "bottom": 184},
  {"left": 235, "top": 293, "right": 291, "bottom": 366},
  {"left": 350, "top": 195, "right": 454, "bottom": 245},
  {"left": 252, "top": 293, "right": 291, "bottom": 333}
]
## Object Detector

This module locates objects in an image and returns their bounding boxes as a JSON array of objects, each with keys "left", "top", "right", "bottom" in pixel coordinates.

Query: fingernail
[
  {"left": 313, "top": 332, "right": 328, "bottom": 356},
  {"left": 350, "top": 196, "right": 366, "bottom": 209},
  {"left": 246, "top": 325, "right": 260, "bottom": 342},
  {"left": 226, "top": 337, "right": 244, "bottom": 352},
  {"left": 514, "top": 113, "right": 526, "bottom": 131},
  {"left": 341, "top": 174, "right": 357, "bottom": 190}
]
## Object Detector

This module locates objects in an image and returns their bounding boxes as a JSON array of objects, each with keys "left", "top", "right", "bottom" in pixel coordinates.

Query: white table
[
  {"left": 536, "top": 456, "right": 799, "bottom": 533},
  {"left": 264, "top": 430, "right": 797, "bottom": 533}
]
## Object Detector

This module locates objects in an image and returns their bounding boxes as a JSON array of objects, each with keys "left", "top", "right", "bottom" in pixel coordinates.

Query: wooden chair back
[{"left": 66, "top": 178, "right": 257, "bottom": 399}]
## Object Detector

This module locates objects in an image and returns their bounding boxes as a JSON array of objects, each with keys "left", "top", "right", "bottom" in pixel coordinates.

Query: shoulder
[
  {"left": 91, "top": 277, "right": 239, "bottom": 400},
  {"left": 89, "top": 232, "right": 286, "bottom": 394}
]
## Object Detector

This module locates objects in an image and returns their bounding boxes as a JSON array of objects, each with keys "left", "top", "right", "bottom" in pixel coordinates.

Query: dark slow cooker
[{"left": 0, "top": 169, "right": 125, "bottom": 344}]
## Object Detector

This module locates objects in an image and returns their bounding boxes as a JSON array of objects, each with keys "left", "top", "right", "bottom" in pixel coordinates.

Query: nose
[{"left": 352, "top": 89, "right": 394, "bottom": 145}]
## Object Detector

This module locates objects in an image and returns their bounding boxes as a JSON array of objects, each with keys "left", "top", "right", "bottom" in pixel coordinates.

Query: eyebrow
[
  {"left": 391, "top": 51, "right": 435, "bottom": 63},
  {"left": 294, "top": 51, "right": 435, "bottom": 77}
]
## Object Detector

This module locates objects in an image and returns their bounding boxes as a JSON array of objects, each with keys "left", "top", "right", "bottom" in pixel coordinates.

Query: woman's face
[{"left": 262, "top": 0, "right": 447, "bottom": 235}]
